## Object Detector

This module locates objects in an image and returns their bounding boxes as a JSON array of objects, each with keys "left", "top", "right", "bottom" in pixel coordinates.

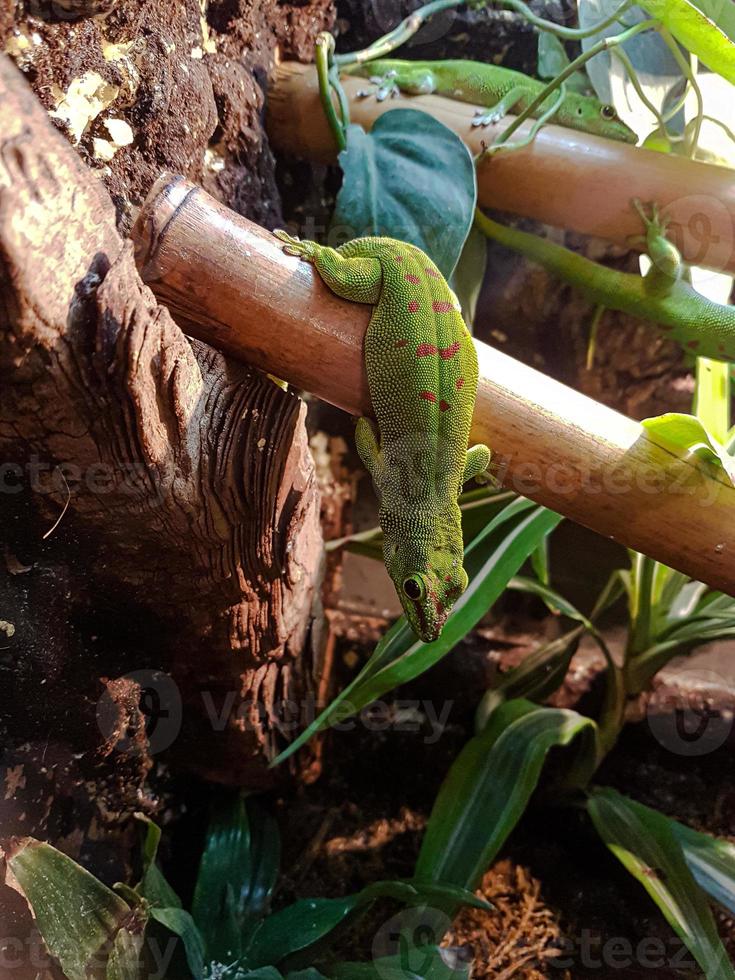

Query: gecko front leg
[{"left": 462, "top": 444, "right": 492, "bottom": 485}]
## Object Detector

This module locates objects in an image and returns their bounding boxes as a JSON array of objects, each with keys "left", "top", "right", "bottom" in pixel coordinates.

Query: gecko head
[
  {"left": 387, "top": 543, "right": 469, "bottom": 643},
  {"left": 557, "top": 93, "right": 637, "bottom": 144}
]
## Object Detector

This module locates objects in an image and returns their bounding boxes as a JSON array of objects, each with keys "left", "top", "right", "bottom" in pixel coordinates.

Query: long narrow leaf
[
  {"left": 149, "top": 907, "right": 207, "bottom": 980},
  {"left": 273, "top": 502, "right": 561, "bottom": 765},
  {"left": 416, "top": 701, "right": 598, "bottom": 895},
  {"left": 474, "top": 625, "right": 585, "bottom": 731},
  {"left": 671, "top": 819, "right": 735, "bottom": 917},
  {"left": 587, "top": 788, "right": 735, "bottom": 979}
]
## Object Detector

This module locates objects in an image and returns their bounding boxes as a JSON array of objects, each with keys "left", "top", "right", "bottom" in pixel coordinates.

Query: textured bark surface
[{"left": 0, "top": 49, "right": 324, "bottom": 897}]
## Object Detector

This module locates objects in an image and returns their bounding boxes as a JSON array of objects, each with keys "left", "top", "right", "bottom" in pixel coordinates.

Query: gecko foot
[
  {"left": 472, "top": 107, "right": 504, "bottom": 128},
  {"left": 273, "top": 229, "right": 317, "bottom": 260},
  {"left": 356, "top": 70, "right": 399, "bottom": 102},
  {"left": 632, "top": 198, "right": 669, "bottom": 237}
]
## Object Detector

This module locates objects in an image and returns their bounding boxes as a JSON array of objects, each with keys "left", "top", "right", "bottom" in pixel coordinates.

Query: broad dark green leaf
[
  {"left": 670, "top": 819, "right": 735, "bottom": 917},
  {"left": 416, "top": 702, "right": 598, "bottom": 896},
  {"left": 243, "top": 882, "right": 421, "bottom": 969},
  {"left": 192, "top": 795, "right": 253, "bottom": 962},
  {"left": 273, "top": 501, "right": 561, "bottom": 765},
  {"left": 245, "top": 798, "right": 281, "bottom": 918},
  {"left": 149, "top": 907, "right": 206, "bottom": 980},
  {"left": 637, "top": 0, "right": 735, "bottom": 81},
  {"left": 7, "top": 839, "right": 136, "bottom": 980},
  {"left": 333, "top": 946, "right": 471, "bottom": 980},
  {"left": 332, "top": 111, "right": 476, "bottom": 277},
  {"left": 587, "top": 788, "right": 735, "bottom": 978},
  {"left": 449, "top": 225, "right": 487, "bottom": 328}
]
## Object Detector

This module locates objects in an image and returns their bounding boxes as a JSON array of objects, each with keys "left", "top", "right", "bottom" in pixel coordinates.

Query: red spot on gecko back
[
  {"left": 394, "top": 254, "right": 404, "bottom": 263},
  {"left": 439, "top": 342, "right": 461, "bottom": 360},
  {"left": 394, "top": 339, "right": 408, "bottom": 349},
  {"left": 432, "top": 301, "right": 454, "bottom": 313},
  {"left": 408, "top": 300, "right": 420, "bottom": 313},
  {"left": 416, "top": 343, "right": 438, "bottom": 357},
  {"left": 404, "top": 273, "right": 420, "bottom": 284},
  {"left": 419, "top": 391, "right": 437, "bottom": 403},
  {"left": 687, "top": 339, "right": 700, "bottom": 350},
  {"left": 439, "top": 400, "right": 451, "bottom": 412},
  {"left": 425, "top": 268, "right": 441, "bottom": 278},
  {"left": 456, "top": 377, "right": 465, "bottom": 389}
]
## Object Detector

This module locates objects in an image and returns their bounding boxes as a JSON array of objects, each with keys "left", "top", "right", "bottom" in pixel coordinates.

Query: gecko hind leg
[
  {"left": 631, "top": 199, "right": 683, "bottom": 290},
  {"left": 355, "top": 417, "right": 385, "bottom": 483}
]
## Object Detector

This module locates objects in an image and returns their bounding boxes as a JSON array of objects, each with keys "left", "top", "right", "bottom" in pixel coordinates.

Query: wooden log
[
  {"left": 267, "top": 61, "right": 735, "bottom": 276},
  {"left": 132, "top": 173, "right": 735, "bottom": 596},
  {"left": 0, "top": 54, "right": 323, "bottom": 794}
]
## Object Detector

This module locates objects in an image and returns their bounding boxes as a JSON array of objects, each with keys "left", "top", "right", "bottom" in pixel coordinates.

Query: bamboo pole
[
  {"left": 133, "top": 174, "right": 735, "bottom": 595},
  {"left": 267, "top": 62, "right": 735, "bottom": 276}
]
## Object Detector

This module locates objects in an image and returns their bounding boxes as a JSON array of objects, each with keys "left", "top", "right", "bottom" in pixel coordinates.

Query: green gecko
[
  {"left": 346, "top": 58, "right": 637, "bottom": 143},
  {"left": 274, "top": 230, "right": 491, "bottom": 642},
  {"left": 474, "top": 202, "right": 735, "bottom": 362}
]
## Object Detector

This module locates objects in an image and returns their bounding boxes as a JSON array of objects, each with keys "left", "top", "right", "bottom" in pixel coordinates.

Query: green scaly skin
[
  {"left": 474, "top": 203, "right": 735, "bottom": 362},
  {"left": 274, "top": 231, "right": 491, "bottom": 642},
  {"left": 346, "top": 58, "right": 637, "bottom": 144}
]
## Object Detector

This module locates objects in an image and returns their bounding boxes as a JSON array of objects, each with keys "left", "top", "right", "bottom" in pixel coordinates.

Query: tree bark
[{"left": 0, "top": 48, "right": 325, "bottom": 866}]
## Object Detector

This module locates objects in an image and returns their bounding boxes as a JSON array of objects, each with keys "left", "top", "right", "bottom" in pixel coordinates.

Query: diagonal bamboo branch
[
  {"left": 133, "top": 173, "right": 735, "bottom": 596},
  {"left": 267, "top": 62, "right": 735, "bottom": 276}
]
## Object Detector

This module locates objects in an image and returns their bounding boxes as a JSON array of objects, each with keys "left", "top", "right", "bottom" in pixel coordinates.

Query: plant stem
[
  {"left": 497, "top": 0, "right": 634, "bottom": 40},
  {"left": 628, "top": 552, "right": 654, "bottom": 656},
  {"left": 316, "top": 32, "right": 347, "bottom": 152},
  {"left": 334, "top": 0, "right": 463, "bottom": 66},
  {"left": 478, "top": 19, "right": 657, "bottom": 158},
  {"left": 658, "top": 26, "right": 704, "bottom": 156}
]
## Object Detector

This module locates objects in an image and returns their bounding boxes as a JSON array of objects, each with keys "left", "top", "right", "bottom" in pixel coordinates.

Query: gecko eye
[
  {"left": 601, "top": 104, "right": 617, "bottom": 119},
  {"left": 402, "top": 575, "right": 426, "bottom": 602}
]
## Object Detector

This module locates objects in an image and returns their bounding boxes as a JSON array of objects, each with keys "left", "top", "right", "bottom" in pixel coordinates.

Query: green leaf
[
  {"left": 587, "top": 788, "right": 735, "bottom": 978},
  {"left": 641, "top": 412, "right": 735, "bottom": 482},
  {"left": 243, "top": 882, "right": 419, "bottom": 969},
  {"left": 474, "top": 625, "right": 585, "bottom": 730},
  {"left": 537, "top": 33, "right": 590, "bottom": 92},
  {"left": 333, "top": 946, "right": 471, "bottom": 980},
  {"left": 106, "top": 925, "right": 145, "bottom": 980},
  {"left": 6, "top": 839, "right": 137, "bottom": 980},
  {"left": 192, "top": 795, "right": 279, "bottom": 963},
  {"left": 416, "top": 701, "right": 598, "bottom": 896},
  {"left": 134, "top": 816, "right": 182, "bottom": 911},
  {"left": 671, "top": 820, "right": 735, "bottom": 917},
  {"left": 332, "top": 111, "right": 477, "bottom": 277},
  {"left": 637, "top": 0, "right": 735, "bottom": 82},
  {"left": 449, "top": 225, "right": 486, "bottom": 328},
  {"left": 149, "top": 907, "right": 207, "bottom": 980},
  {"left": 273, "top": 501, "right": 561, "bottom": 765},
  {"left": 245, "top": 798, "right": 281, "bottom": 919}
]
